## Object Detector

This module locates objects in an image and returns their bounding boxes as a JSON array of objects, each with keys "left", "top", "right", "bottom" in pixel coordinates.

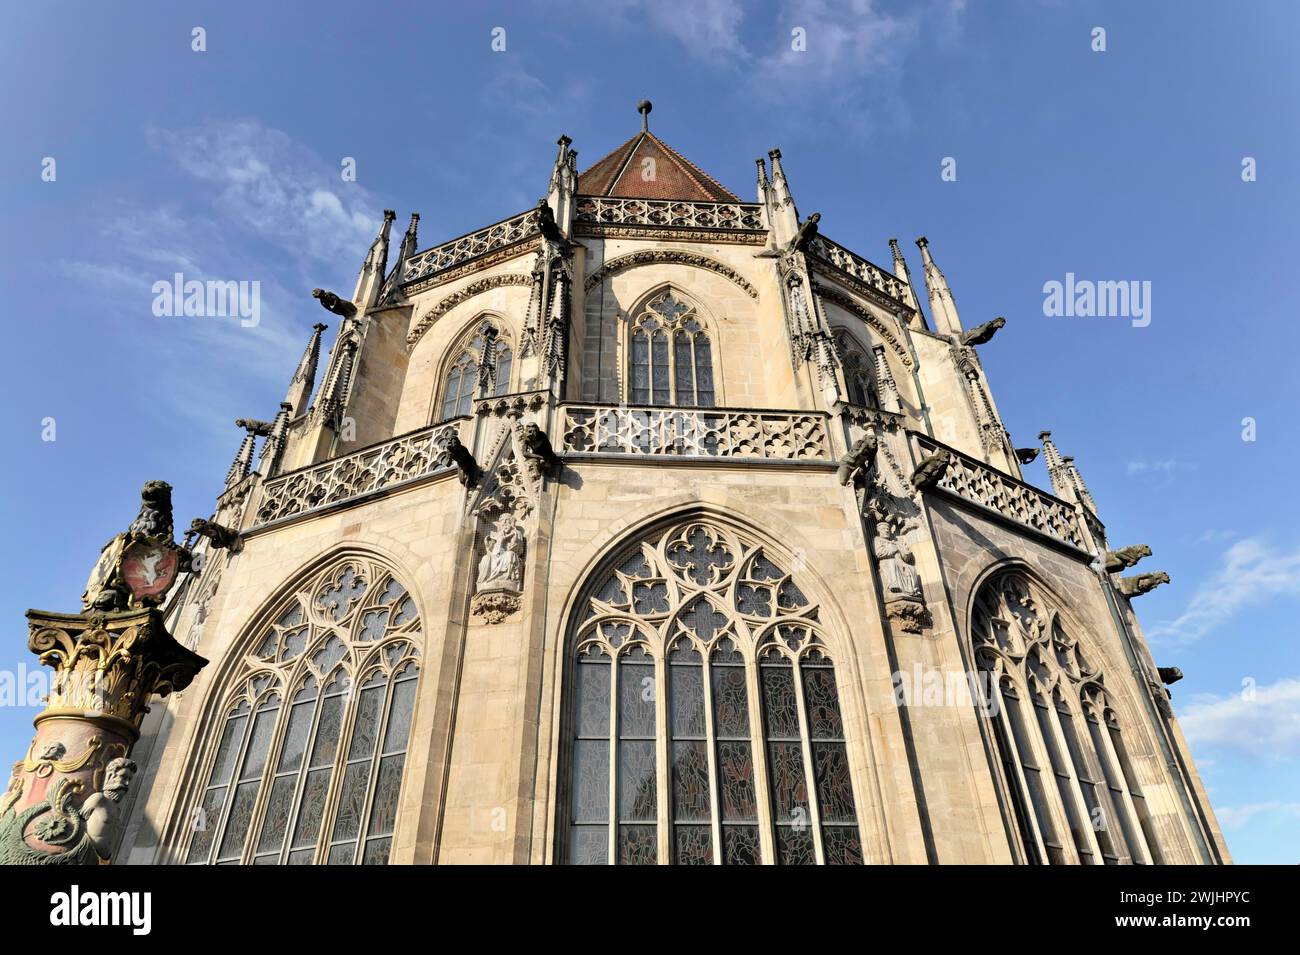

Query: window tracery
[
  {"left": 972, "top": 571, "right": 1158, "bottom": 865},
  {"left": 439, "top": 319, "right": 513, "bottom": 421},
  {"left": 566, "top": 520, "right": 862, "bottom": 865},
  {"left": 183, "top": 557, "right": 421, "bottom": 866},
  {"left": 833, "top": 329, "right": 879, "bottom": 409},
  {"left": 628, "top": 291, "right": 715, "bottom": 407}
]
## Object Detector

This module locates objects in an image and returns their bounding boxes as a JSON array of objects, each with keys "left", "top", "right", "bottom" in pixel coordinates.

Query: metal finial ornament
[{"left": 637, "top": 99, "right": 652, "bottom": 132}]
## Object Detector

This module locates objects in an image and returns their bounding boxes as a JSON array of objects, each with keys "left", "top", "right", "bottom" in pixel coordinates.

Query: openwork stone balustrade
[
  {"left": 573, "top": 196, "right": 764, "bottom": 232},
  {"left": 561, "top": 404, "right": 832, "bottom": 462},
  {"left": 914, "top": 436, "right": 1088, "bottom": 549},
  {"left": 808, "top": 235, "right": 910, "bottom": 304},
  {"left": 254, "top": 422, "right": 463, "bottom": 527},
  {"left": 403, "top": 208, "right": 540, "bottom": 283}
]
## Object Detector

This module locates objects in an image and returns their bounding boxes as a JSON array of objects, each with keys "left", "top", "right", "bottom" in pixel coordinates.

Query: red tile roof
[{"left": 577, "top": 132, "right": 739, "bottom": 202}]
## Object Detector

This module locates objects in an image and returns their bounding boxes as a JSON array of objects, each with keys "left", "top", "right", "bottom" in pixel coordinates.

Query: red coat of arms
[{"left": 120, "top": 541, "right": 180, "bottom": 602}]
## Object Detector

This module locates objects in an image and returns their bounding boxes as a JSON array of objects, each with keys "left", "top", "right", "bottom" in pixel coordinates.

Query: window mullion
[
  {"left": 654, "top": 651, "right": 670, "bottom": 865},
  {"left": 240, "top": 702, "right": 296, "bottom": 865},
  {"left": 206, "top": 704, "right": 257, "bottom": 864},
  {"left": 276, "top": 693, "right": 326, "bottom": 864},
  {"left": 791, "top": 655, "right": 826, "bottom": 865},
  {"left": 353, "top": 674, "right": 398, "bottom": 863},
  {"left": 1044, "top": 694, "right": 1102, "bottom": 864},
  {"left": 746, "top": 655, "right": 777, "bottom": 865},
  {"left": 1095, "top": 713, "right": 1152, "bottom": 864},
  {"left": 606, "top": 653, "right": 618, "bottom": 866},
  {"left": 700, "top": 659, "right": 723, "bottom": 865},
  {"left": 993, "top": 684, "right": 1050, "bottom": 865},
  {"left": 312, "top": 683, "right": 355, "bottom": 864}
]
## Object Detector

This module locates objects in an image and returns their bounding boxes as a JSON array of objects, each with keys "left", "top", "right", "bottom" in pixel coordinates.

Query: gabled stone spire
[
  {"left": 353, "top": 209, "right": 396, "bottom": 307},
  {"left": 1062, "top": 455, "right": 1098, "bottom": 513},
  {"left": 765, "top": 148, "right": 801, "bottom": 243},
  {"left": 225, "top": 427, "right": 257, "bottom": 487},
  {"left": 283, "top": 322, "right": 327, "bottom": 416},
  {"left": 546, "top": 136, "right": 577, "bottom": 237},
  {"left": 1038, "top": 431, "right": 1074, "bottom": 501},
  {"left": 915, "top": 236, "right": 963, "bottom": 336},
  {"left": 889, "top": 238, "right": 922, "bottom": 318},
  {"left": 380, "top": 213, "right": 420, "bottom": 304}
]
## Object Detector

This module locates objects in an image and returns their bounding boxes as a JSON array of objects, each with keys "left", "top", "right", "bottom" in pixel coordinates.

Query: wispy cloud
[
  {"left": 1178, "top": 677, "right": 1300, "bottom": 759},
  {"left": 1214, "top": 801, "right": 1300, "bottom": 831},
  {"left": 1126, "top": 458, "right": 1193, "bottom": 475},
  {"left": 1148, "top": 538, "right": 1300, "bottom": 643}
]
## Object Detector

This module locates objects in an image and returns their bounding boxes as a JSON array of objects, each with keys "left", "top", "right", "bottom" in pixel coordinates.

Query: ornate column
[{"left": 0, "top": 482, "right": 210, "bottom": 864}]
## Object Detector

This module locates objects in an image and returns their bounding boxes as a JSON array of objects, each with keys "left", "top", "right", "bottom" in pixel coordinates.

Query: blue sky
[{"left": 2, "top": 0, "right": 1297, "bottom": 863}]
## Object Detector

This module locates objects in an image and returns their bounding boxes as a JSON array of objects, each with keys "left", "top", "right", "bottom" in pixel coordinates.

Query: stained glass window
[
  {"left": 438, "top": 320, "right": 512, "bottom": 421},
  {"left": 972, "top": 571, "right": 1154, "bottom": 865},
  {"left": 567, "top": 520, "right": 862, "bottom": 864},
  {"left": 184, "top": 558, "right": 422, "bottom": 865},
  {"left": 629, "top": 291, "right": 715, "bottom": 408},
  {"left": 834, "top": 330, "right": 878, "bottom": 409}
]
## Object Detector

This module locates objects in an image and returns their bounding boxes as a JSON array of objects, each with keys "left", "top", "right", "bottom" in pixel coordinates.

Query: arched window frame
[
  {"left": 179, "top": 557, "right": 423, "bottom": 866},
  {"left": 832, "top": 328, "right": 881, "bottom": 409},
  {"left": 971, "top": 570, "right": 1156, "bottom": 865},
  {"left": 624, "top": 289, "right": 719, "bottom": 408},
  {"left": 436, "top": 316, "right": 514, "bottom": 422},
  {"left": 562, "top": 519, "right": 864, "bottom": 865}
]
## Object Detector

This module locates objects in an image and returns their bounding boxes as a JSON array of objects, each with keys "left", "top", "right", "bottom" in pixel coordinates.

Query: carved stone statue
[
  {"left": 79, "top": 757, "right": 136, "bottom": 860},
  {"left": 471, "top": 513, "right": 527, "bottom": 624},
  {"left": 444, "top": 436, "right": 479, "bottom": 487},
  {"left": 188, "top": 517, "right": 242, "bottom": 554},
  {"left": 1104, "top": 543, "right": 1152, "bottom": 573},
  {"left": 1157, "top": 666, "right": 1184, "bottom": 685},
  {"left": 787, "top": 212, "right": 821, "bottom": 253},
  {"left": 836, "top": 430, "right": 877, "bottom": 486},
  {"left": 520, "top": 423, "right": 561, "bottom": 478},
  {"left": 959, "top": 316, "right": 1005, "bottom": 347},
  {"left": 312, "top": 288, "right": 357, "bottom": 320},
  {"left": 1015, "top": 447, "right": 1040, "bottom": 464},
  {"left": 911, "top": 450, "right": 951, "bottom": 491},
  {"left": 872, "top": 524, "right": 921, "bottom": 600},
  {"left": 476, "top": 513, "right": 526, "bottom": 594},
  {"left": 83, "top": 480, "right": 191, "bottom": 612},
  {"left": 535, "top": 199, "right": 565, "bottom": 244},
  {"left": 1117, "top": 571, "right": 1170, "bottom": 597}
]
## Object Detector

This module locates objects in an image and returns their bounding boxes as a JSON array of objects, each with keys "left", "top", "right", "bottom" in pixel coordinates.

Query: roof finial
[{"left": 637, "top": 99, "right": 652, "bottom": 133}]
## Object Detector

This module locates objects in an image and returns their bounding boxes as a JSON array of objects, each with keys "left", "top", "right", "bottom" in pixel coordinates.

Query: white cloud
[
  {"left": 1178, "top": 677, "right": 1300, "bottom": 759},
  {"left": 146, "top": 120, "right": 377, "bottom": 266},
  {"left": 1126, "top": 458, "right": 1193, "bottom": 475},
  {"left": 763, "top": 0, "right": 918, "bottom": 82},
  {"left": 1214, "top": 801, "right": 1300, "bottom": 831},
  {"left": 1148, "top": 538, "right": 1300, "bottom": 643}
]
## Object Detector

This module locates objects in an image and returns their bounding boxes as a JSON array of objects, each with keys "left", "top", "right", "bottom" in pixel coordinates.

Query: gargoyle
[
  {"left": 1117, "top": 571, "right": 1170, "bottom": 598},
  {"left": 235, "top": 417, "right": 274, "bottom": 436},
  {"left": 1015, "top": 447, "right": 1040, "bottom": 464},
  {"left": 188, "top": 518, "right": 242, "bottom": 554},
  {"left": 787, "top": 212, "right": 821, "bottom": 253},
  {"left": 959, "top": 316, "right": 1005, "bottom": 347},
  {"left": 1104, "top": 544, "right": 1152, "bottom": 573},
  {"left": 535, "top": 199, "right": 566, "bottom": 245},
  {"left": 1157, "top": 666, "right": 1184, "bottom": 685},
  {"left": 444, "top": 436, "right": 479, "bottom": 487},
  {"left": 312, "top": 288, "right": 357, "bottom": 320},
  {"left": 520, "top": 423, "right": 561, "bottom": 478},
  {"left": 911, "top": 450, "right": 951, "bottom": 491},
  {"left": 836, "top": 430, "right": 877, "bottom": 486}
]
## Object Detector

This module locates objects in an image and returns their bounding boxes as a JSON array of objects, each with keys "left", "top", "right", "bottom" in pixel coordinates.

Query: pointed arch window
[
  {"left": 629, "top": 291, "right": 715, "bottom": 408},
  {"left": 565, "top": 520, "right": 863, "bottom": 865},
  {"left": 834, "top": 330, "right": 879, "bottom": 409},
  {"left": 183, "top": 558, "right": 421, "bottom": 865},
  {"left": 972, "top": 571, "right": 1158, "bottom": 865},
  {"left": 439, "top": 320, "right": 513, "bottom": 421}
]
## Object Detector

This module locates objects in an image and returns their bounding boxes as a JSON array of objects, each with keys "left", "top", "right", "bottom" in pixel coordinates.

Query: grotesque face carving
[{"left": 103, "top": 757, "right": 137, "bottom": 796}]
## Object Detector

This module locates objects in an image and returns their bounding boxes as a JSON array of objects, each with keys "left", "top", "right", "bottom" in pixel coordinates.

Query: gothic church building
[{"left": 117, "top": 107, "right": 1229, "bottom": 865}]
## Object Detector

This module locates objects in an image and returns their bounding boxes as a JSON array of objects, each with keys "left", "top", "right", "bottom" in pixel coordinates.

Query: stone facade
[{"left": 116, "top": 111, "right": 1229, "bottom": 865}]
